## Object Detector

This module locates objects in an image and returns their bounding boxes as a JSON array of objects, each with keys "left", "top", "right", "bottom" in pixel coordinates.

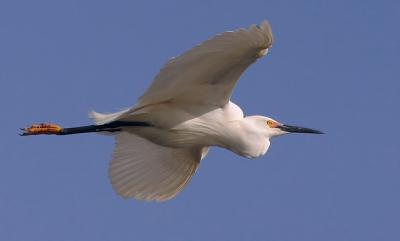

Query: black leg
[{"left": 20, "top": 121, "right": 152, "bottom": 136}]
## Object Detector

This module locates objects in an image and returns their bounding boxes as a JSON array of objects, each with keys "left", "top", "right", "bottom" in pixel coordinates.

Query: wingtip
[{"left": 258, "top": 20, "right": 274, "bottom": 47}]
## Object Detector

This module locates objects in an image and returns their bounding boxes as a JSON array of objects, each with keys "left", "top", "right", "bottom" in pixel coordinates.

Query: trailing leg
[{"left": 20, "top": 121, "right": 152, "bottom": 136}]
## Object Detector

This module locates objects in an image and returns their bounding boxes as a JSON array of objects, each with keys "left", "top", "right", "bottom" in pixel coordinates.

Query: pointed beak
[{"left": 278, "top": 124, "right": 324, "bottom": 134}]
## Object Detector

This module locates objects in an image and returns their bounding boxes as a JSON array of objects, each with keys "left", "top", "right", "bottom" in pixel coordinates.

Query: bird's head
[
  {"left": 238, "top": 116, "right": 322, "bottom": 158},
  {"left": 250, "top": 116, "right": 323, "bottom": 138}
]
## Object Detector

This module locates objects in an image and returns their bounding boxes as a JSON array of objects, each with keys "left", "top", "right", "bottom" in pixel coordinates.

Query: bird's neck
[{"left": 221, "top": 119, "right": 270, "bottom": 158}]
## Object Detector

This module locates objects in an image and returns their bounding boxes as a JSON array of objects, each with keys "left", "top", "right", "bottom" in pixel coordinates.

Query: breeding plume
[{"left": 22, "top": 20, "right": 322, "bottom": 201}]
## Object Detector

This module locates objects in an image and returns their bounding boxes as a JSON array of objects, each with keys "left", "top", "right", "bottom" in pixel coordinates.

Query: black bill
[{"left": 278, "top": 124, "right": 324, "bottom": 134}]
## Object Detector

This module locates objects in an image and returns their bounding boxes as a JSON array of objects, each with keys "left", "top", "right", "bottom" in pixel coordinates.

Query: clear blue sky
[{"left": 1, "top": 0, "right": 399, "bottom": 240}]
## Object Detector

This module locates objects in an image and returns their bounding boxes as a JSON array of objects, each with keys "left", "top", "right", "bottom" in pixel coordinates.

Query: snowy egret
[{"left": 21, "top": 20, "right": 323, "bottom": 201}]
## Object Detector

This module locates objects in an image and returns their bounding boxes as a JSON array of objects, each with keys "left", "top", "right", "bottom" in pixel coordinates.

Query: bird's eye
[{"left": 267, "top": 120, "right": 274, "bottom": 127}]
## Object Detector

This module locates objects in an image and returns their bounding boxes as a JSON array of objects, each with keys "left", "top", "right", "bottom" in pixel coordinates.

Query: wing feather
[
  {"left": 109, "top": 132, "right": 208, "bottom": 201},
  {"left": 137, "top": 20, "right": 274, "bottom": 107},
  {"left": 90, "top": 21, "right": 273, "bottom": 124}
]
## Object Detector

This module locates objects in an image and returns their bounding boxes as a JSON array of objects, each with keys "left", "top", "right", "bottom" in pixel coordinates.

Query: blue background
[{"left": 1, "top": 0, "right": 399, "bottom": 240}]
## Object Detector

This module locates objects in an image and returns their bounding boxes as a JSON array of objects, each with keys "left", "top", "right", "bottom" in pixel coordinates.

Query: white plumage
[
  {"left": 21, "top": 20, "right": 322, "bottom": 201},
  {"left": 12, "top": 19, "right": 325, "bottom": 202},
  {"left": 110, "top": 132, "right": 208, "bottom": 201},
  {"left": 136, "top": 20, "right": 273, "bottom": 107},
  {"left": 90, "top": 20, "right": 275, "bottom": 201}
]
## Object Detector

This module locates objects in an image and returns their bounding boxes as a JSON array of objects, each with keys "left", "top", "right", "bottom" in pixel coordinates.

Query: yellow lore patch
[{"left": 266, "top": 119, "right": 279, "bottom": 128}]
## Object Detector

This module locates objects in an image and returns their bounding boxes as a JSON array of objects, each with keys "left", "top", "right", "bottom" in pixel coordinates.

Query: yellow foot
[{"left": 20, "top": 123, "right": 62, "bottom": 136}]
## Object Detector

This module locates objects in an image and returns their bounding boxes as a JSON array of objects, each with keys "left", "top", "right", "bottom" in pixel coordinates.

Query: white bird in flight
[{"left": 22, "top": 20, "right": 322, "bottom": 202}]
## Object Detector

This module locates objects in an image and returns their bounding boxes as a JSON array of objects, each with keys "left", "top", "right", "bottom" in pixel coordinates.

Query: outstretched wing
[
  {"left": 137, "top": 20, "right": 273, "bottom": 107},
  {"left": 109, "top": 132, "right": 208, "bottom": 201},
  {"left": 89, "top": 20, "right": 273, "bottom": 124}
]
